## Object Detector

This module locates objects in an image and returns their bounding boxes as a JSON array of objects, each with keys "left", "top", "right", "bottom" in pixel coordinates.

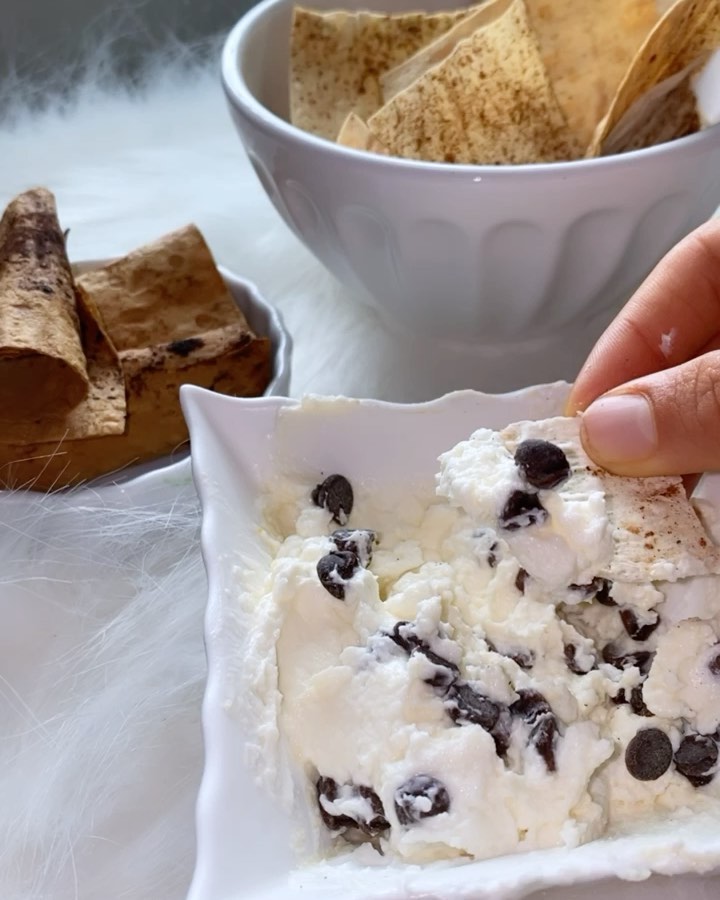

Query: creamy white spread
[{"left": 251, "top": 421, "right": 720, "bottom": 866}]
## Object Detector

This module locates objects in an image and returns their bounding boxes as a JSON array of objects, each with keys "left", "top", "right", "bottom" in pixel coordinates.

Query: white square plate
[{"left": 181, "top": 382, "right": 720, "bottom": 900}]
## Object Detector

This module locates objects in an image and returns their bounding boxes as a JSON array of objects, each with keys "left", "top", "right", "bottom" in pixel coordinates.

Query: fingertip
[{"left": 579, "top": 392, "right": 658, "bottom": 471}]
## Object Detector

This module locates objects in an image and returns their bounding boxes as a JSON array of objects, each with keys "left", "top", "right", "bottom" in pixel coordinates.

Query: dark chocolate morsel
[
  {"left": 625, "top": 728, "right": 673, "bottom": 781},
  {"left": 316, "top": 776, "right": 390, "bottom": 836},
  {"left": 601, "top": 644, "right": 654, "bottom": 675},
  {"left": 473, "top": 528, "right": 499, "bottom": 567},
  {"left": 619, "top": 608, "right": 660, "bottom": 642},
  {"left": 515, "top": 568, "right": 528, "bottom": 593},
  {"left": 613, "top": 686, "right": 653, "bottom": 716},
  {"left": 514, "top": 439, "right": 571, "bottom": 490},
  {"left": 487, "top": 637, "right": 533, "bottom": 669},
  {"left": 311, "top": 474, "right": 354, "bottom": 525},
  {"left": 388, "top": 621, "right": 459, "bottom": 688},
  {"left": 568, "top": 577, "right": 614, "bottom": 604},
  {"left": 674, "top": 734, "right": 719, "bottom": 787},
  {"left": 708, "top": 647, "right": 720, "bottom": 677},
  {"left": 388, "top": 620, "right": 422, "bottom": 654},
  {"left": 510, "top": 689, "right": 558, "bottom": 773},
  {"left": 507, "top": 647, "right": 535, "bottom": 670},
  {"left": 595, "top": 579, "right": 616, "bottom": 606},
  {"left": 447, "top": 682, "right": 501, "bottom": 732},
  {"left": 331, "top": 528, "right": 377, "bottom": 566},
  {"left": 564, "top": 643, "right": 595, "bottom": 675},
  {"left": 500, "top": 490, "right": 548, "bottom": 531},
  {"left": 417, "top": 646, "right": 460, "bottom": 689},
  {"left": 630, "top": 685, "right": 654, "bottom": 717},
  {"left": 316, "top": 550, "right": 359, "bottom": 600},
  {"left": 394, "top": 774, "right": 451, "bottom": 825}
]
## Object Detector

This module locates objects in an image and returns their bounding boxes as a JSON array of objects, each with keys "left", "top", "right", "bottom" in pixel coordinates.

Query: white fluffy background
[{"left": 0, "top": 38, "right": 672, "bottom": 900}]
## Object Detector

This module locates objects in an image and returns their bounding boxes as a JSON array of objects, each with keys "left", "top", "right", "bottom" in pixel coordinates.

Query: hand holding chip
[{"left": 567, "top": 218, "right": 720, "bottom": 477}]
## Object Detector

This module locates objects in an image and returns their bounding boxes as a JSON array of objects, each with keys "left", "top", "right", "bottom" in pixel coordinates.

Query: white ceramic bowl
[
  {"left": 182, "top": 381, "right": 720, "bottom": 900},
  {"left": 221, "top": 0, "right": 720, "bottom": 346}
]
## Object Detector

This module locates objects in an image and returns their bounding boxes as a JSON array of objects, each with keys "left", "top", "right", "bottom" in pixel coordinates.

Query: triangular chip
[
  {"left": 381, "top": 0, "right": 516, "bottom": 102},
  {"left": 0, "top": 189, "right": 126, "bottom": 444},
  {"left": 336, "top": 112, "right": 389, "bottom": 154},
  {"left": 597, "top": 62, "right": 703, "bottom": 156},
  {"left": 588, "top": 0, "right": 720, "bottom": 156},
  {"left": 499, "top": 417, "right": 720, "bottom": 583},
  {"left": 368, "top": 0, "right": 580, "bottom": 165},
  {"left": 76, "top": 224, "right": 243, "bottom": 351},
  {"left": 289, "top": 5, "right": 470, "bottom": 141},
  {"left": 523, "top": 0, "right": 659, "bottom": 150}
]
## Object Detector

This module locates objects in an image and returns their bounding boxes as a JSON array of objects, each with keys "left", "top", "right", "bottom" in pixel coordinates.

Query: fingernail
[{"left": 581, "top": 393, "right": 657, "bottom": 462}]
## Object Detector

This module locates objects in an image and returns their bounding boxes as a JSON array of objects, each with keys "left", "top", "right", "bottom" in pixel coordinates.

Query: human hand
[{"left": 566, "top": 218, "right": 720, "bottom": 477}]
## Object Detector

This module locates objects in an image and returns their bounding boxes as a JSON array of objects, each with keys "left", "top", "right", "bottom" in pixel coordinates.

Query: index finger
[{"left": 566, "top": 218, "right": 720, "bottom": 414}]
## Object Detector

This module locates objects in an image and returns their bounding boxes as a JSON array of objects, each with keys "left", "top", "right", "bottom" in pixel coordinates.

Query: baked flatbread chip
[
  {"left": 500, "top": 417, "right": 720, "bottom": 583},
  {"left": 368, "top": 0, "right": 580, "bottom": 164},
  {"left": 523, "top": 0, "right": 659, "bottom": 150},
  {"left": 0, "top": 188, "right": 89, "bottom": 420},
  {"left": 598, "top": 63, "right": 702, "bottom": 156},
  {"left": 289, "top": 5, "right": 470, "bottom": 140},
  {"left": 381, "top": 0, "right": 516, "bottom": 102},
  {"left": 0, "top": 189, "right": 126, "bottom": 443},
  {"left": 588, "top": 0, "right": 720, "bottom": 156},
  {"left": 336, "top": 112, "right": 389, "bottom": 154},
  {"left": 76, "top": 224, "right": 243, "bottom": 351},
  {"left": 0, "top": 322, "right": 271, "bottom": 491}
]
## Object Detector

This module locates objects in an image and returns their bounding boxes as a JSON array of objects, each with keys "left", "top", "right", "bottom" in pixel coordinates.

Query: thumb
[{"left": 579, "top": 350, "right": 720, "bottom": 477}]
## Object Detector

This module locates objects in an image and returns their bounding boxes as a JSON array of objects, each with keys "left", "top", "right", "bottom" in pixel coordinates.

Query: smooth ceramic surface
[
  {"left": 181, "top": 382, "right": 720, "bottom": 900},
  {"left": 221, "top": 0, "right": 720, "bottom": 346}
]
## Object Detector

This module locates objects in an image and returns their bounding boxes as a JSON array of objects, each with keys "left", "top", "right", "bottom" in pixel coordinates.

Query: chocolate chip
[
  {"left": 514, "top": 439, "right": 571, "bottom": 489},
  {"left": 331, "top": 528, "right": 377, "bottom": 566},
  {"left": 418, "top": 646, "right": 460, "bottom": 689},
  {"left": 708, "top": 647, "right": 720, "bottom": 677},
  {"left": 473, "top": 528, "right": 499, "bottom": 567},
  {"left": 316, "top": 551, "right": 358, "bottom": 600},
  {"left": 167, "top": 336, "right": 204, "bottom": 357},
  {"left": 388, "top": 620, "right": 421, "bottom": 654},
  {"left": 388, "top": 621, "right": 459, "bottom": 688},
  {"left": 619, "top": 608, "right": 660, "bottom": 642},
  {"left": 312, "top": 474, "right": 354, "bottom": 525},
  {"left": 601, "top": 644, "right": 654, "bottom": 675},
  {"left": 316, "top": 776, "right": 389, "bottom": 836},
  {"left": 394, "top": 774, "right": 450, "bottom": 825},
  {"left": 629, "top": 685, "right": 654, "bottom": 717},
  {"left": 508, "top": 648, "right": 535, "bottom": 670},
  {"left": 674, "top": 734, "right": 718, "bottom": 787},
  {"left": 447, "top": 681, "right": 511, "bottom": 757},
  {"left": 446, "top": 682, "right": 501, "bottom": 732},
  {"left": 615, "top": 685, "right": 653, "bottom": 716},
  {"left": 625, "top": 728, "right": 673, "bottom": 781},
  {"left": 500, "top": 491, "right": 548, "bottom": 531},
  {"left": 510, "top": 689, "right": 558, "bottom": 772},
  {"left": 515, "top": 568, "right": 528, "bottom": 593},
  {"left": 595, "top": 579, "right": 616, "bottom": 606},
  {"left": 564, "top": 643, "right": 594, "bottom": 675},
  {"left": 568, "top": 577, "right": 614, "bottom": 604}
]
